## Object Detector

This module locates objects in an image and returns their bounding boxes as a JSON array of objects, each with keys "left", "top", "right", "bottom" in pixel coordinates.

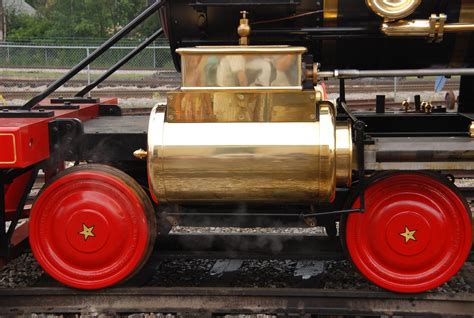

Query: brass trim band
[
  {"left": 0, "top": 133, "right": 17, "bottom": 165},
  {"left": 323, "top": 0, "right": 338, "bottom": 27}
]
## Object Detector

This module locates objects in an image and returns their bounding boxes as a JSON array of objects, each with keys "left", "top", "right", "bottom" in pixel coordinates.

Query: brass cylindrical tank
[{"left": 147, "top": 103, "right": 352, "bottom": 204}]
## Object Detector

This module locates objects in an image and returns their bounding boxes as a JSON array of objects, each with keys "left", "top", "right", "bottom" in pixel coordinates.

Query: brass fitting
[
  {"left": 238, "top": 11, "right": 251, "bottom": 46},
  {"left": 402, "top": 100, "right": 410, "bottom": 112},
  {"left": 133, "top": 149, "right": 148, "bottom": 160},
  {"left": 421, "top": 101, "right": 433, "bottom": 114}
]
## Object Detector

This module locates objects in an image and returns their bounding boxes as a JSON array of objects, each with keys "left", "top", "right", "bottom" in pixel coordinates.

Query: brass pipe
[
  {"left": 444, "top": 23, "right": 474, "bottom": 32},
  {"left": 382, "top": 19, "right": 474, "bottom": 38}
]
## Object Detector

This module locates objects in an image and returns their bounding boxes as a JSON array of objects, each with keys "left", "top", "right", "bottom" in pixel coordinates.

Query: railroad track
[
  {"left": 0, "top": 287, "right": 471, "bottom": 317},
  {"left": 2, "top": 89, "right": 174, "bottom": 100},
  {"left": 0, "top": 76, "right": 460, "bottom": 88}
]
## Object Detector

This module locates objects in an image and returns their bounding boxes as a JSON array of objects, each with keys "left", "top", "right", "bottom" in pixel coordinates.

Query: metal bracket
[
  {"left": 0, "top": 166, "right": 39, "bottom": 258},
  {"left": 48, "top": 118, "right": 84, "bottom": 166},
  {"left": 429, "top": 14, "right": 447, "bottom": 43},
  {"left": 50, "top": 97, "right": 100, "bottom": 104},
  {"left": 0, "top": 108, "right": 54, "bottom": 118},
  {"left": 99, "top": 104, "right": 122, "bottom": 116},
  {"left": 301, "top": 97, "right": 367, "bottom": 220}
]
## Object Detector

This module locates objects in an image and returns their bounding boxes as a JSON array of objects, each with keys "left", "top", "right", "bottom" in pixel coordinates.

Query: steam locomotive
[{"left": 1, "top": 0, "right": 473, "bottom": 292}]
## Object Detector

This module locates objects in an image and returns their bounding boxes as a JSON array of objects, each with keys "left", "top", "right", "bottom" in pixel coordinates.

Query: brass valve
[
  {"left": 421, "top": 101, "right": 433, "bottom": 114},
  {"left": 238, "top": 11, "right": 251, "bottom": 46},
  {"left": 402, "top": 100, "right": 410, "bottom": 112}
]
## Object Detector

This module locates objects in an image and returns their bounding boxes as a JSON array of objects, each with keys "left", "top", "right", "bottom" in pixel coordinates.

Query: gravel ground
[
  {"left": 171, "top": 226, "right": 326, "bottom": 235},
  {"left": 0, "top": 246, "right": 472, "bottom": 294},
  {"left": 148, "top": 258, "right": 473, "bottom": 293},
  {"left": 0, "top": 252, "right": 44, "bottom": 288}
]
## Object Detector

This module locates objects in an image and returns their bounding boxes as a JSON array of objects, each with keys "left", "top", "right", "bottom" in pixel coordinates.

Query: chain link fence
[
  {"left": 0, "top": 41, "right": 179, "bottom": 104},
  {"left": 0, "top": 41, "right": 174, "bottom": 70}
]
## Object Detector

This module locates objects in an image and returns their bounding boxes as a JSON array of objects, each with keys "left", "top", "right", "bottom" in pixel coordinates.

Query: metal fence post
[{"left": 86, "top": 47, "right": 91, "bottom": 88}]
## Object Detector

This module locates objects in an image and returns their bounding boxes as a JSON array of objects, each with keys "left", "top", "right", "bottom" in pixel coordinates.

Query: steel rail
[
  {"left": 319, "top": 68, "right": 474, "bottom": 79},
  {"left": 0, "top": 287, "right": 472, "bottom": 316}
]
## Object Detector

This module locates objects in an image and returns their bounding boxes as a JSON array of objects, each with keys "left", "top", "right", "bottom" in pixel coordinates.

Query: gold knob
[{"left": 133, "top": 149, "right": 148, "bottom": 160}]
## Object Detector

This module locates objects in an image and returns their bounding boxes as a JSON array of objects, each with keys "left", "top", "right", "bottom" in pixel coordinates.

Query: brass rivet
[{"left": 133, "top": 149, "right": 148, "bottom": 160}]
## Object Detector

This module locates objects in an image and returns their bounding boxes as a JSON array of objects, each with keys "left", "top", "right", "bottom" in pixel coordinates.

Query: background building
[
  {"left": 1, "top": 0, "right": 36, "bottom": 41},
  {"left": 4, "top": 0, "right": 36, "bottom": 16}
]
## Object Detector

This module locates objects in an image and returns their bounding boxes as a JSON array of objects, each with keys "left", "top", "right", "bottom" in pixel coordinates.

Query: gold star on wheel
[
  {"left": 399, "top": 226, "right": 417, "bottom": 243},
  {"left": 79, "top": 224, "right": 95, "bottom": 241}
]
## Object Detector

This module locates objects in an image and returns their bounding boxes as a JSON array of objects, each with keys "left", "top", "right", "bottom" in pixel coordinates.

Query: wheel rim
[
  {"left": 345, "top": 173, "right": 472, "bottom": 293},
  {"left": 30, "top": 165, "right": 155, "bottom": 289}
]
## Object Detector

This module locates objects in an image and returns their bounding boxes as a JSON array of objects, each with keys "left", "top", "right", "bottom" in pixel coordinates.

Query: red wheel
[
  {"left": 343, "top": 172, "right": 472, "bottom": 293},
  {"left": 30, "top": 164, "right": 156, "bottom": 289}
]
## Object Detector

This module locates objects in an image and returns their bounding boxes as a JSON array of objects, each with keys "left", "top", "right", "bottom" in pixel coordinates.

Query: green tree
[{"left": 8, "top": 0, "right": 161, "bottom": 41}]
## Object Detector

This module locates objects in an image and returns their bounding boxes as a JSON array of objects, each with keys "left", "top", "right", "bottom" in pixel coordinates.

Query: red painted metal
[
  {"left": 0, "top": 119, "right": 50, "bottom": 169},
  {"left": 29, "top": 165, "right": 154, "bottom": 289},
  {"left": 0, "top": 98, "right": 116, "bottom": 169},
  {"left": 345, "top": 173, "right": 472, "bottom": 293},
  {"left": 4, "top": 171, "right": 32, "bottom": 220}
]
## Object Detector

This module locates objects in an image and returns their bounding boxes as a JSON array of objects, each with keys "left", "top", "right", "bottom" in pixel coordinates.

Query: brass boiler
[{"left": 147, "top": 46, "right": 353, "bottom": 204}]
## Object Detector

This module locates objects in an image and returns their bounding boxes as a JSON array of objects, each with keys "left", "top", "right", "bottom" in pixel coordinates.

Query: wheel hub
[
  {"left": 66, "top": 210, "right": 109, "bottom": 254},
  {"left": 385, "top": 211, "right": 431, "bottom": 257}
]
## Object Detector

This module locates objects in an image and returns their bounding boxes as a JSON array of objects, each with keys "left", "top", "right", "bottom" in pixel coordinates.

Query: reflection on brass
[
  {"left": 133, "top": 149, "right": 148, "bottom": 160},
  {"left": 324, "top": 0, "right": 338, "bottom": 27},
  {"left": 166, "top": 90, "right": 320, "bottom": 123},
  {"left": 238, "top": 11, "right": 251, "bottom": 46},
  {"left": 336, "top": 121, "right": 352, "bottom": 187},
  {"left": 470, "top": 122, "right": 474, "bottom": 138},
  {"left": 177, "top": 46, "right": 306, "bottom": 90},
  {"left": 382, "top": 14, "right": 474, "bottom": 42},
  {"left": 366, "top": 0, "right": 421, "bottom": 20},
  {"left": 147, "top": 103, "right": 352, "bottom": 204},
  {"left": 178, "top": 46, "right": 306, "bottom": 90}
]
